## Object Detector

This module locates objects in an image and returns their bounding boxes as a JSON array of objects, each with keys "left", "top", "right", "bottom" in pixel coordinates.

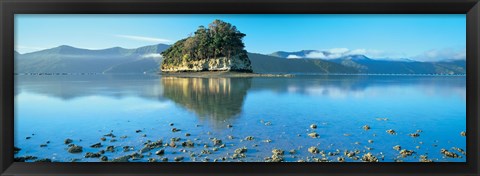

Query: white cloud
[
  {"left": 114, "top": 34, "right": 171, "bottom": 43},
  {"left": 141, "top": 53, "right": 163, "bottom": 59},
  {"left": 286, "top": 54, "right": 302, "bottom": 59},
  {"left": 305, "top": 51, "right": 328, "bottom": 59},
  {"left": 15, "top": 45, "right": 50, "bottom": 54},
  {"left": 414, "top": 48, "right": 466, "bottom": 61}
]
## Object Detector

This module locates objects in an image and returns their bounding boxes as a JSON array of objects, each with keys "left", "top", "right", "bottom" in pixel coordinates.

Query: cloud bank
[
  {"left": 413, "top": 48, "right": 466, "bottom": 62},
  {"left": 285, "top": 47, "right": 465, "bottom": 62}
]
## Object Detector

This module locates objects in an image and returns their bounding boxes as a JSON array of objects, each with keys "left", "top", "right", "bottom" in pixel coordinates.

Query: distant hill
[
  {"left": 269, "top": 50, "right": 466, "bottom": 74},
  {"left": 248, "top": 53, "right": 357, "bottom": 74},
  {"left": 15, "top": 44, "right": 169, "bottom": 74},
  {"left": 15, "top": 46, "right": 466, "bottom": 75}
]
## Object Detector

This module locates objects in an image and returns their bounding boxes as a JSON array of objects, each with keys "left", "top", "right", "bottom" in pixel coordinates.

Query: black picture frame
[{"left": 1, "top": 0, "right": 479, "bottom": 175}]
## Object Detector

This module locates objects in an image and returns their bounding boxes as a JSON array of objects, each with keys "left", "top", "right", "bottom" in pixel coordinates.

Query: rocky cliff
[{"left": 161, "top": 55, "right": 252, "bottom": 72}]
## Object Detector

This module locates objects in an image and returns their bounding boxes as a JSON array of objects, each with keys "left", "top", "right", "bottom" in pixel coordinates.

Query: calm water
[{"left": 14, "top": 75, "right": 466, "bottom": 162}]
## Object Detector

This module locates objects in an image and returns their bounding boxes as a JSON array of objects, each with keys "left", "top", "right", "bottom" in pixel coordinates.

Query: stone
[
  {"left": 308, "top": 146, "right": 320, "bottom": 154},
  {"left": 67, "top": 145, "right": 83, "bottom": 153}
]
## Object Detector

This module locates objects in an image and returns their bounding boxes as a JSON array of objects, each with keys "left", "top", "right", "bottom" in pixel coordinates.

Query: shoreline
[{"left": 159, "top": 71, "right": 295, "bottom": 78}]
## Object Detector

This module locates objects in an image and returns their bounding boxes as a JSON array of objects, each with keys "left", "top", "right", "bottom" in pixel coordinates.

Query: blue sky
[{"left": 15, "top": 14, "right": 466, "bottom": 61}]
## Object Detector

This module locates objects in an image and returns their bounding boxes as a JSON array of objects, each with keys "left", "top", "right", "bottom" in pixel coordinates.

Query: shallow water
[{"left": 14, "top": 75, "right": 466, "bottom": 162}]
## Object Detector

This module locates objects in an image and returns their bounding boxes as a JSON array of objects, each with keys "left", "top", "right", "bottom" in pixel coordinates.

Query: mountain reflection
[{"left": 161, "top": 77, "right": 252, "bottom": 124}]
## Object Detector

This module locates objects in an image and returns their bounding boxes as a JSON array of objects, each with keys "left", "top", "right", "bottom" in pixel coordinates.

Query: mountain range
[{"left": 14, "top": 45, "right": 466, "bottom": 75}]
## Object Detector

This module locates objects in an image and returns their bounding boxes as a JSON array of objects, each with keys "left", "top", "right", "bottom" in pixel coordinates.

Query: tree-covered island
[{"left": 161, "top": 20, "right": 253, "bottom": 72}]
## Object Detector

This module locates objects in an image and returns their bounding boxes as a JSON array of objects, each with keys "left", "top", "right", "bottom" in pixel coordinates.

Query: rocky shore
[
  {"left": 14, "top": 119, "right": 466, "bottom": 163},
  {"left": 160, "top": 71, "right": 294, "bottom": 78}
]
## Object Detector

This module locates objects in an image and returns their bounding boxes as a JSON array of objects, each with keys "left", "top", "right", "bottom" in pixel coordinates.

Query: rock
[
  {"left": 130, "top": 153, "right": 144, "bottom": 160},
  {"left": 452, "top": 147, "right": 466, "bottom": 155},
  {"left": 308, "top": 146, "right": 320, "bottom": 154},
  {"left": 399, "top": 149, "right": 415, "bottom": 157},
  {"left": 111, "top": 156, "right": 131, "bottom": 162},
  {"left": 441, "top": 149, "right": 461, "bottom": 158},
  {"left": 269, "top": 154, "right": 283, "bottom": 162},
  {"left": 409, "top": 133, "right": 420, "bottom": 138},
  {"left": 362, "top": 125, "right": 371, "bottom": 130},
  {"left": 104, "top": 133, "right": 116, "bottom": 138},
  {"left": 14, "top": 147, "right": 21, "bottom": 154},
  {"left": 142, "top": 134, "right": 147, "bottom": 137},
  {"left": 171, "top": 137, "right": 181, "bottom": 142},
  {"left": 106, "top": 146, "right": 115, "bottom": 152},
  {"left": 308, "top": 132, "right": 319, "bottom": 138},
  {"left": 212, "top": 138, "right": 223, "bottom": 146},
  {"left": 201, "top": 149, "right": 212, "bottom": 154},
  {"left": 155, "top": 149, "right": 165, "bottom": 155},
  {"left": 135, "top": 130, "right": 142, "bottom": 133},
  {"left": 100, "top": 137, "right": 106, "bottom": 141},
  {"left": 85, "top": 152, "right": 101, "bottom": 158},
  {"left": 272, "top": 149, "right": 284, "bottom": 156},
  {"left": 100, "top": 156, "right": 108, "bottom": 162},
  {"left": 361, "top": 153, "right": 378, "bottom": 162},
  {"left": 64, "top": 139, "right": 73, "bottom": 145},
  {"left": 419, "top": 155, "right": 432, "bottom": 162},
  {"left": 174, "top": 156, "right": 184, "bottom": 162},
  {"left": 90, "top": 143, "right": 102, "bottom": 148},
  {"left": 185, "top": 133, "right": 191, "bottom": 137},
  {"left": 14, "top": 156, "right": 38, "bottom": 162},
  {"left": 40, "top": 144, "right": 48, "bottom": 148},
  {"left": 234, "top": 147, "right": 248, "bottom": 154},
  {"left": 169, "top": 123, "right": 174, "bottom": 126},
  {"left": 169, "top": 141, "right": 177, "bottom": 148},
  {"left": 310, "top": 124, "right": 317, "bottom": 129},
  {"left": 263, "top": 139, "right": 272, "bottom": 143},
  {"left": 460, "top": 131, "right": 466, "bottom": 137},
  {"left": 146, "top": 140, "right": 163, "bottom": 148},
  {"left": 244, "top": 136, "right": 254, "bottom": 141},
  {"left": 161, "top": 54, "right": 253, "bottom": 72},
  {"left": 67, "top": 145, "right": 83, "bottom": 153},
  {"left": 161, "top": 158, "right": 168, "bottom": 162},
  {"left": 123, "top": 146, "right": 132, "bottom": 152},
  {"left": 393, "top": 145, "right": 401, "bottom": 151},
  {"left": 386, "top": 129, "right": 396, "bottom": 135},
  {"left": 99, "top": 150, "right": 105, "bottom": 154},
  {"left": 182, "top": 140, "right": 195, "bottom": 147},
  {"left": 171, "top": 128, "right": 180, "bottom": 132},
  {"left": 345, "top": 151, "right": 356, "bottom": 157},
  {"left": 140, "top": 146, "right": 151, "bottom": 153},
  {"left": 120, "top": 136, "right": 128, "bottom": 139},
  {"left": 289, "top": 150, "right": 296, "bottom": 154},
  {"left": 337, "top": 157, "right": 345, "bottom": 162},
  {"left": 26, "top": 137, "right": 31, "bottom": 140},
  {"left": 34, "top": 158, "right": 52, "bottom": 162}
]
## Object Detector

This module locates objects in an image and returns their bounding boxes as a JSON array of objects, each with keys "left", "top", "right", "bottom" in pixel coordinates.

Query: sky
[{"left": 15, "top": 14, "right": 466, "bottom": 61}]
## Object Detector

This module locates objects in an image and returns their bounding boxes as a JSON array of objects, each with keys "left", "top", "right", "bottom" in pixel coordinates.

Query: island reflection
[{"left": 161, "top": 77, "right": 252, "bottom": 123}]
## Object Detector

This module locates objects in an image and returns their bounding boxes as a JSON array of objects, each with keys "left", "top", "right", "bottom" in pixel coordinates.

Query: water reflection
[
  {"left": 14, "top": 75, "right": 466, "bottom": 125},
  {"left": 162, "top": 77, "right": 252, "bottom": 123}
]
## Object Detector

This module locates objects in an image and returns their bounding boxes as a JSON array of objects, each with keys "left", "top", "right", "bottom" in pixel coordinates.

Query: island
[{"left": 161, "top": 20, "right": 253, "bottom": 73}]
